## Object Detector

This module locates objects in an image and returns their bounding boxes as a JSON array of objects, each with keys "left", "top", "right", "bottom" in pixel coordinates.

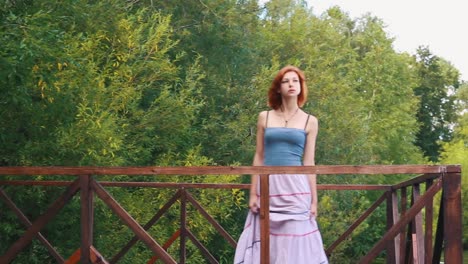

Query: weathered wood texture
[
  {"left": 443, "top": 171, "right": 463, "bottom": 263},
  {"left": 0, "top": 165, "right": 461, "bottom": 175}
]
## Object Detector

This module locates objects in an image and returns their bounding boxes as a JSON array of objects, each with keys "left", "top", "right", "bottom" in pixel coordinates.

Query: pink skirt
[{"left": 234, "top": 174, "right": 328, "bottom": 264}]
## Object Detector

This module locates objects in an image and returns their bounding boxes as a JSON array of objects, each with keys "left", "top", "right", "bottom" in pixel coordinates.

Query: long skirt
[{"left": 234, "top": 174, "right": 328, "bottom": 264}]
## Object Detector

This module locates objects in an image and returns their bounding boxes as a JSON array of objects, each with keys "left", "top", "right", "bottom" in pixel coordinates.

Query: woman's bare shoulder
[
  {"left": 308, "top": 114, "right": 318, "bottom": 124},
  {"left": 256, "top": 110, "right": 270, "bottom": 127},
  {"left": 257, "top": 110, "right": 269, "bottom": 120},
  {"left": 304, "top": 113, "right": 318, "bottom": 133}
]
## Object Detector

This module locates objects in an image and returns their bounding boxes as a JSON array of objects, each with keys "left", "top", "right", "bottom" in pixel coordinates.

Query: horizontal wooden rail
[
  {"left": 0, "top": 180, "right": 391, "bottom": 190},
  {"left": 0, "top": 165, "right": 461, "bottom": 175}
]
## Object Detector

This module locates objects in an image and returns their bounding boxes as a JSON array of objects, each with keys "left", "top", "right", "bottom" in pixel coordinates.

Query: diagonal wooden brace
[
  {"left": 91, "top": 180, "right": 177, "bottom": 264},
  {"left": 0, "top": 179, "right": 80, "bottom": 263}
]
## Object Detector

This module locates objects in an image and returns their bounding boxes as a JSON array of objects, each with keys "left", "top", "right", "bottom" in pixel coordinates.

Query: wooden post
[
  {"left": 80, "top": 175, "right": 94, "bottom": 264},
  {"left": 424, "top": 179, "right": 433, "bottom": 263},
  {"left": 386, "top": 190, "right": 399, "bottom": 263},
  {"left": 259, "top": 174, "right": 270, "bottom": 264},
  {"left": 399, "top": 187, "right": 408, "bottom": 263},
  {"left": 432, "top": 196, "right": 444, "bottom": 263},
  {"left": 412, "top": 184, "right": 424, "bottom": 264},
  {"left": 443, "top": 169, "right": 462, "bottom": 264},
  {"left": 180, "top": 188, "right": 187, "bottom": 264}
]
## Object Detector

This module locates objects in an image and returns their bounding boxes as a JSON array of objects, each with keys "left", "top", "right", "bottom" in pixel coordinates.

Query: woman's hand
[
  {"left": 310, "top": 203, "right": 317, "bottom": 218},
  {"left": 249, "top": 194, "right": 259, "bottom": 214}
]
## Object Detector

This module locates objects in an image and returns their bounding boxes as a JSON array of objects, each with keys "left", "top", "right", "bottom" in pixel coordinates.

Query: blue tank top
[{"left": 263, "top": 127, "right": 306, "bottom": 166}]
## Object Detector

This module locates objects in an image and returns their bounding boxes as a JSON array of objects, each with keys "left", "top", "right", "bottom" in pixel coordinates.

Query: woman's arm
[
  {"left": 249, "top": 111, "right": 266, "bottom": 213},
  {"left": 302, "top": 115, "right": 319, "bottom": 217}
]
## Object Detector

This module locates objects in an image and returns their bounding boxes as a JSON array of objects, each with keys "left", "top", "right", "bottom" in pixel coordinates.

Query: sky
[{"left": 309, "top": 0, "right": 468, "bottom": 81}]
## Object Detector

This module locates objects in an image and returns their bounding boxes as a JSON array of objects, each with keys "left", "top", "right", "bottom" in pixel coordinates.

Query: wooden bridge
[{"left": 0, "top": 165, "right": 462, "bottom": 263}]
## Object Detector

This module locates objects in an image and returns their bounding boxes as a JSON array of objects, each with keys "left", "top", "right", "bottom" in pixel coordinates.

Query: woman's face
[{"left": 279, "top": 71, "right": 301, "bottom": 98}]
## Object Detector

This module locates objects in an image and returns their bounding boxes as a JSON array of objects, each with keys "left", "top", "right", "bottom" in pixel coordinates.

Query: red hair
[{"left": 268, "top": 65, "right": 308, "bottom": 109}]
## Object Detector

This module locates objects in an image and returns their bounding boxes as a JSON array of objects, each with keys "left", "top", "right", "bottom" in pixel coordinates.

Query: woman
[{"left": 234, "top": 66, "right": 328, "bottom": 264}]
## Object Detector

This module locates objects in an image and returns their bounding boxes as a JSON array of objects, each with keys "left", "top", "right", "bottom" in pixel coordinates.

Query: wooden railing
[{"left": 0, "top": 165, "right": 462, "bottom": 263}]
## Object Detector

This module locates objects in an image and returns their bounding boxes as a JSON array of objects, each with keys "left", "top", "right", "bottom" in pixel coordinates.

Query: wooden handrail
[
  {"left": 0, "top": 164, "right": 461, "bottom": 175},
  {"left": 0, "top": 165, "right": 462, "bottom": 264}
]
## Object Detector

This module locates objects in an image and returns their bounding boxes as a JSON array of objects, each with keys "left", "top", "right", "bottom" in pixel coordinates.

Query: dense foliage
[{"left": 1, "top": 0, "right": 465, "bottom": 262}]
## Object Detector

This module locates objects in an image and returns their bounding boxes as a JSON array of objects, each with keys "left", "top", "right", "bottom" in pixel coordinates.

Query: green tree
[
  {"left": 348, "top": 15, "right": 423, "bottom": 166},
  {"left": 146, "top": 0, "right": 266, "bottom": 165},
  {"left": 0, "top": 1, "right": 206, "bottom": 262},
  {"left": 414, "top": 46, "right": 460, "bottom": 162}
]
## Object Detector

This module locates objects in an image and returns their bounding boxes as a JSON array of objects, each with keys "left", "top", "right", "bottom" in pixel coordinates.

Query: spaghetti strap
[
  {"left": 265, "top": 111, "right": 270, "bottom": 127},
  {"left": 266, "top": 111, "right": 270, "bottom": 128},
  {"left": 304, "top": 115, "right": 310, "bottom": 130}
]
